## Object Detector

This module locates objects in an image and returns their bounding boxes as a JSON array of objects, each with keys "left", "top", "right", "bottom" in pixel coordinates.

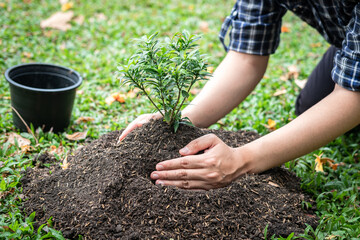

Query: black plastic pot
[{"left": 5, "top": 63, "right": 82, "bottom": 132}]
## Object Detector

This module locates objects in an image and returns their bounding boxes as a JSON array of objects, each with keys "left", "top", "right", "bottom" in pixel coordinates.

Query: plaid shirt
[{"left": 219, "top": 0, "right": 360, "bottom": 92}]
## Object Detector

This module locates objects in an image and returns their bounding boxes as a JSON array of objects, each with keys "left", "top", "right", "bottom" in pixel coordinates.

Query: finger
[
  {"left": 118, "top": 121, "right": 142, "bottom": 142},
  {"left": 151, "top": 168, "right": 211, "bottom": 181},
  {"left": 155, "top": 155, "right": 208, "bottom": 171},
  {"left": 179, "top": 133, "right": 220, "bottom": 156},
  {"left": 118, "top": 113, "right": 159, "bottom": 142},
  {"left": 154, "top": 179, "right": 214, "bottom": 190}
]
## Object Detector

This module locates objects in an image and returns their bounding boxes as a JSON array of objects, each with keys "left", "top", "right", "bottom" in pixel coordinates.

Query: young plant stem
[
  {"left": 173, "top": 75, "right": 198, "bottom": 121},
  {"left": 127, "top": 74, "right": 165, "bottom": 118}
]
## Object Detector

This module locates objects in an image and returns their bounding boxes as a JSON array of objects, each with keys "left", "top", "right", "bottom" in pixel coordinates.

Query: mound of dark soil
[{"left": 22, "top": 119, "right": 317, "bottom": 239}]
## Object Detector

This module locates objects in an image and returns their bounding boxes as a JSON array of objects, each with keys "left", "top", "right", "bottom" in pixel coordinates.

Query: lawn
[{"left": 0, "top": 0, "right": 359, "bottom": 239}]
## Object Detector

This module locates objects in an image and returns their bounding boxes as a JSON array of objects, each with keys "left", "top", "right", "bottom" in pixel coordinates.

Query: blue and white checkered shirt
[{"left": 219, "top": 0, "right": 360, "bottom": 92}]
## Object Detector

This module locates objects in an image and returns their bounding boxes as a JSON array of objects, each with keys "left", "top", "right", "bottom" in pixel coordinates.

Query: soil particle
[{"left": 22, "top": 119, "right": 317, "bottom": 239}]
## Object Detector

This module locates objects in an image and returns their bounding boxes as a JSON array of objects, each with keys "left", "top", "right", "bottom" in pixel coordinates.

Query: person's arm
[
  {"left": 183, "top": 50, "right": 269, "bottom": 127},
  {"left": 243, "top": 84, "right": 360, "bottom": 173},
  {"left": 151, "top": 84, "right": 360, "bottom": 189}
]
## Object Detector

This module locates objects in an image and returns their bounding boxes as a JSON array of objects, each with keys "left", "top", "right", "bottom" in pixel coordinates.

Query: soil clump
[{"left": 22, "top": 119, "right": 317, "bottom": 239}]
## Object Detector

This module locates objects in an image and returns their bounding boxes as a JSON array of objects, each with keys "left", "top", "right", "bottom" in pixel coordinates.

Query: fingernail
[
  {"left": 180, "top": 147, "right": 189, "bottom": 154},
  {"left": 151, "top": 173, "right": 159, "bottom": 179},
  {"left": 156, "top": 180, "right": 164, "bottom": 185},
  {"left": 156, "top": 164, "right": 164, "bottom": 171}
]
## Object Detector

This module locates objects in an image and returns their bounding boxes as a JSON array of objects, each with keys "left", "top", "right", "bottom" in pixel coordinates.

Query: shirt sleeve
[
  {"left": 332, "top": 4, "right": 360, "bottom": 92},
  {"left": 219, "top": 0, "right": 287, "bottom": 55}
]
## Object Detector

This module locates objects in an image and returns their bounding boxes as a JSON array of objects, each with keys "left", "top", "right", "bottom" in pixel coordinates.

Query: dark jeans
[{"left": 295, "top": 46, "right": 337, "bottom": 115}]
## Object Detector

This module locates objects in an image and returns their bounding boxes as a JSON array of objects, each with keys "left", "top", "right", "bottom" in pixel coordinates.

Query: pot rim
[{"left": 5, "top": 63, "right": 83, "bottom": 93}]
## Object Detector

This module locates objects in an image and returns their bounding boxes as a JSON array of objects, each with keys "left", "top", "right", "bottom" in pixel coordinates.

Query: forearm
[
  {"left": 182, "top": 50, "right": 269, "bottom": 128},
  {"left": 241, "top": 85, "right": 360, "bottom": 174}
]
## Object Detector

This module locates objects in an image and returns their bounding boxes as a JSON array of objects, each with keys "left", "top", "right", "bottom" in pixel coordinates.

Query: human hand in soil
[
  {"left": 150, "top": 134, "right": 247, "bottom": 190},
  {"left": 117, "top": 112, "right": 162, "bottom": 143}
]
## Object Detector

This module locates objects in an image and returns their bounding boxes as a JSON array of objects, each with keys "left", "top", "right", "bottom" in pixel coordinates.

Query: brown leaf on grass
[
  {"left": 295, "top": 79, "right": 307, "bottom": 89},
  {"left": 310, "top": 42, "right": 322, "bottom": 48},
  {"left": 65, "top": 131, "right": 87, "bottom": 141},
  {"left": 40, "top": 11, "right": 74, "bottom": 31},
  {"left": 7, "top": 133, "right": 31, "bottom": 148},
  {"left": 61, "top": 1, "right": 73, "bottom": 11},
  {"left": 6, "top": 133, "right": 34, "bottom": 154},
  {"left": 314, "top": 153, "right": 339, "bottom": 172},
  {"left": 262, "top": 119, "right": 277, "bottom": 131},
  {"left": 314, "top": 153, "right": 325, "bottom": 172},
  {"left": 280, "top": 65, "right": 300, "bottom": 81},
  {"left": 49, "top": 145, "right": 65, "bottom": 156},
  {"left": 105, "top": 93, "right": 126, "bottom": 105},
  {"left": 273, "top": 88, "right": 287, "bottom": 96},
  {"left": 281, "top": 25, "right": 290, "bottom": 33},
  {"left": 199, "top": 21, "right": 209, "bottom": 33},
  {"left": 75, "top": 116, "right": 95, "bottom": 124},
  {"left": 22, "top": 52, "right": 32, "bottom": 58}
]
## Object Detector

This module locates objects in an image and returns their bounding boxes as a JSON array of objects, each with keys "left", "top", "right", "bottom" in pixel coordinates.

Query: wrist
[{"left": 233, "top": 143, "right": 261, "bottom": 178}]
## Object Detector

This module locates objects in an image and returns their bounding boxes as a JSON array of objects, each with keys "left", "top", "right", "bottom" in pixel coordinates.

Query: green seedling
[{"left": 118, "top": 31, "right": 210, "bottom": 132}]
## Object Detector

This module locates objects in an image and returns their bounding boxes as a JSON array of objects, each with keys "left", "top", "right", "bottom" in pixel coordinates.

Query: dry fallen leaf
[
  {"left": 273, "top": 88, "right": 287, "bottom": 96},
  {"left": 281, "top": 25, "right": 290, "bottom": 33},
  {"left": 314, "top": 153, "right": 338, "bottom": 172},
  {"left": 7, "top": 132, "right": 31, "bottom": 148},
  {"left": 22, "top": 52, "right": 32, "bottom": 58},
  {"left": 65, "top": 131, "right": 87, "bottom": 141},
  {"left": 61, "top": 156, "right": 69, "bottom": 170},
  {"left": 280, "top": 65, "right": 300, "bottom": 81},
  {"left": 75, "top": 116, "right": 95, "bottom": 124},
  {"left": 61, "top": 1, "right": 73, "bottom": 11},
  {"left": 40, "top": 11, "right": 74, "bottom": 31},
  {"left": 310, "top": 42, "right": 322, "bottom": 48},
  {"left": 49, "top": 145, "right": 65, "bottom": 156},
  {"left": 262, "top": 119, "right": 277, "bottom": 131},
  {"left": 105, "top": 93, "right": 126, "bottom": 105},
  {"left": 314, "top": 153, "right": 325, "bottom": 172}
]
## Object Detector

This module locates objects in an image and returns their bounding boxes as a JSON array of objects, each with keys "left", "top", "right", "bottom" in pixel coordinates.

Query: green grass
[{"left": 0, "top": 0, "right": 359, "bottom": 239}]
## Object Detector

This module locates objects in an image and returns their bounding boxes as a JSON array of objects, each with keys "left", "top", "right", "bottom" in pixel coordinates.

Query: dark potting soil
[{"left": 21, "top": 119, "right": 317, "bottom": 239}]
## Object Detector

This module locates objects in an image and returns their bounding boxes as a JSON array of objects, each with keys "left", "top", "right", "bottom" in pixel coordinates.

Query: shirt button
[{"left": 232, "top": 11, "right": 237, "bottom": 16}]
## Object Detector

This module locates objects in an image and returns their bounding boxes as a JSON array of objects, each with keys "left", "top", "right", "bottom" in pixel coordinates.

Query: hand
[
  {"left": 150, "top": 134, "right": 247, "bottom": 190},
  {"left": 117, "top": 112, "right": 162, "bottom": 143}
]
